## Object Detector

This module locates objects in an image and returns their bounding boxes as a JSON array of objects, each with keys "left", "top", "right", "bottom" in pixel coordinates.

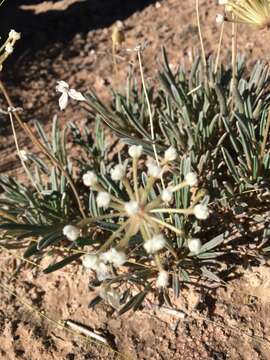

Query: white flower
[
  {"left": 9, "top": 29, "right": 21, "bottom": 41},
  {"left": 185, "top": 172, "right": 198, "bottom": 187},
  {"left": 164, "top": 146, "right": 177, "bottom": 162},
  {"left": 56, "top": 80, "right": 85, "bottom": 111},
  {"left": 161, "top": 187, "right": 173, "bottom": 203},
  {"left": 62, "top": 225, "right": 80, "bottom": 241},
  {"left": 110, "top": 164, "right": 125, "bottom": 181},
  {"left": 19, "top": 149, "right": 28, "bottom": 161},
  {"left": 193, "top": 204, "right": 209, "bottom": 220},
  {"left": 100, "top": 248, "right": 126, "bottom": 267},
  {"left": 188, "top": 238, "right": 202, "bottom": 254},
  {"left": 97, "top": 191, "right": 111, "bottom": 209},
  {"left": 156, "top": 271, "right": 169, "bottom": 288},
  {"left": 147, "top": 159, "right": 162, "bottom": 178},
  {"left": 5, "top": 43, "right": 14, "bottom": 54},
  {"left": 128, "top": 145, "right": 143, "bottom": 159},
  {"left": 144, "top": 234, "right": 166, "bottom": 254},
  {"left": 82, "top": 171, "right": 98, "bottom": 187},
  {"left": 216, "top": 14, "right": 225, "bottom": 25},
  {"left": 82, "top": 254, "right": 99, "bottom": 270},
  {"left": 124, "top": 201, "right": 139, "bottom": 216}
]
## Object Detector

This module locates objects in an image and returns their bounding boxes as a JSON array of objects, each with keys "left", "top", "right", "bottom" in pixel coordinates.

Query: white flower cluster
[
  {"left": 188, "top": 238, "right": 202, "bottom": 254},
  {"left": 193, "top": 204, "right": 209, "bottom": 220}
]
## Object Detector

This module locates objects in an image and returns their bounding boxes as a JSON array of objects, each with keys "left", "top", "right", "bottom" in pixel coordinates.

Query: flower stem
[{"left": 0, "top": 80, "right": 87, "bottom": 219}]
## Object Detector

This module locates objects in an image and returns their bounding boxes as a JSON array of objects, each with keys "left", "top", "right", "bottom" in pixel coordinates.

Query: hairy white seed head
[
  {"left": 185, "top": 172, "right": 198, "bottom": 187},
  {"left": 83, "top": 171, "right": 98, "bottom": 187},
  {"left": 144, "top": 234, "right": 166, "bottom": 254},
  {"left": 110, "top": 164, "right": 125, "bottom": 181},
  {"left": 128, "top": 145, "right": 143, "bottom": 159},
  {"left": 147, "top": 159, "right": 162, "bottom": 178},
  {"left": 9, "top": 29, "right": 21, "bottom": 41},
  {"left": 62, "top": 225, "right": 80, "bottom": 241},
  {"left": 161, "top": 187, "right": 173, "bottom": 203},
  {"left": 216, "top": 14, "right": 225, "bottom": 25},
  {"left": 193, "top": 204, "right": 209, "bottom": 220},
  {"left": 188, "top": 238, "right": 202, "bottom": 254},
  {"left": 5, "top": 43, "right": 14, "bottom": 54},
  {"left": 82, "top": 254, "right": 99, "bottom": 270},
  {"left": 164, "top": 146, "right": 177, "bottom": 162},
  {"left": 96, "top": 191, "right": 111, "bottom": 209},
  {"left": 156, "top": 270, "right": 169, "bottom": 288},
  {"left": 124, "top": 201, "right": 139, "bottom": 216},
  {"left": 100, "top": 248, "right": 126, "bottom": 267}
]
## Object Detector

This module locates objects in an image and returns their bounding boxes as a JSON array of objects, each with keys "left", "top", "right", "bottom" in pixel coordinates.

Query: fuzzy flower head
[
  {"left": 161, "top": 187, "right": 173, "bottom": 203},
  {"left": 128, "top": 145, "right": 143, "bottom": 159},
  {"left": 111, "top": 164, "right": 125, "bottom": 181},
  {"left": 219, "top": 0, "right": 270, "bottom": 29},
  {"left": 164, "top": 146, "right": 177, "bottom": 163},
  {"left": 63, "top": 225, "right": 80, "bottom": 241},
  {"left": 193, "top": 204, "right": 209, "bottom": 220},
  {"left": 144, "top": 234, "right": 166, "bottom": 254},
  {"left": 185, "top": 172, "right": 198, "bottom": 187},
  {"left": 100, "top": 248, "right": 126, "bottom": 267},
  {"left": 83, "top": 171, "right": 98, "bottom": 187},
  {"left": 56, "top": 80, "right": 85, "bottom": 111},
  {"left": 147, "top": 159, "right": 162, "bottom": 178},
  {"left": 97, "top": 191, "right": 111, "bottom": 209},
  {"left": 156, "top": 271, "right": 169, "bottom": 288},
  {"left": 188, "top": 238, "right": 202, "bottom": 254}
]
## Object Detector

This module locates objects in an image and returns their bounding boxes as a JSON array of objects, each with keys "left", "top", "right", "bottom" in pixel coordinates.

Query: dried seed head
[
  {"left": 83, "top": 171, "right": 98, "bottom": 187},
  {"left": 100, "top": 248, "right": 126, "bottom": 267},
  {"left": 188, "top": 238, "right": 202, "bottom": 254},
  {"left": 193, "top": 204, "right": 209, "bottom": 220},
  {"left": 156, "top": 270, "right": 169, "bottom": 288},
  {"left": 97, "top": 191, "right": 111, "bottom": 209},
  {"left": 62, "top": 225, "right": 80, "bottom": 241},
  {"left": 128, "top": 145, "right": 143, "bottom": 159},
  {"left": 144, "top": 234, "right": 166, "bottom": 254},
  {"left": 110, "top": 164, "right": 125, "bottom": 181},
  {"left": 185, "top": 172, "right": 198, "bottom": 187},
  {"left": 82, "top": 254, "right": 99, "bottom": 270},
  {"left": 164, "top": 146, "right": 177, "bottom": 162},
  {"left": 161, "top": 187, "right": 173, "bottom": 203},
  {"left": 147, "top": 159, "right": 162, "bottom": 178}
]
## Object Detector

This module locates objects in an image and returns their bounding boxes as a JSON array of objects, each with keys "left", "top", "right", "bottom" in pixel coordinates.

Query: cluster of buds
[
  {"left": 63, "top": 145, "right": 210, "bottom": 289},
  {"left": 216, "top": 0, "right": 270, "bottom": 29},
  {"left": 0, "top": 29, "right": 21, "bottom": 71}
]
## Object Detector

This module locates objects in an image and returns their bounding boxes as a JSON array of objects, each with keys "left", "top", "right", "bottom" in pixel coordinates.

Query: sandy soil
[{"left": 1, "top": 1, "right": 270, "bottom": 359}]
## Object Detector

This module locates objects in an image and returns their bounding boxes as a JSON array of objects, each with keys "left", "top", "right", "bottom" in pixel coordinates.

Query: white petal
[
  {"left": 68, "top": 89, "right": 86, "bottom": 101},
  {"left": 59, "top": 92, "right": 69, "bottom": 111},
  {"left": 56, "top": 80, "right": 69, "bottom": 93}
]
